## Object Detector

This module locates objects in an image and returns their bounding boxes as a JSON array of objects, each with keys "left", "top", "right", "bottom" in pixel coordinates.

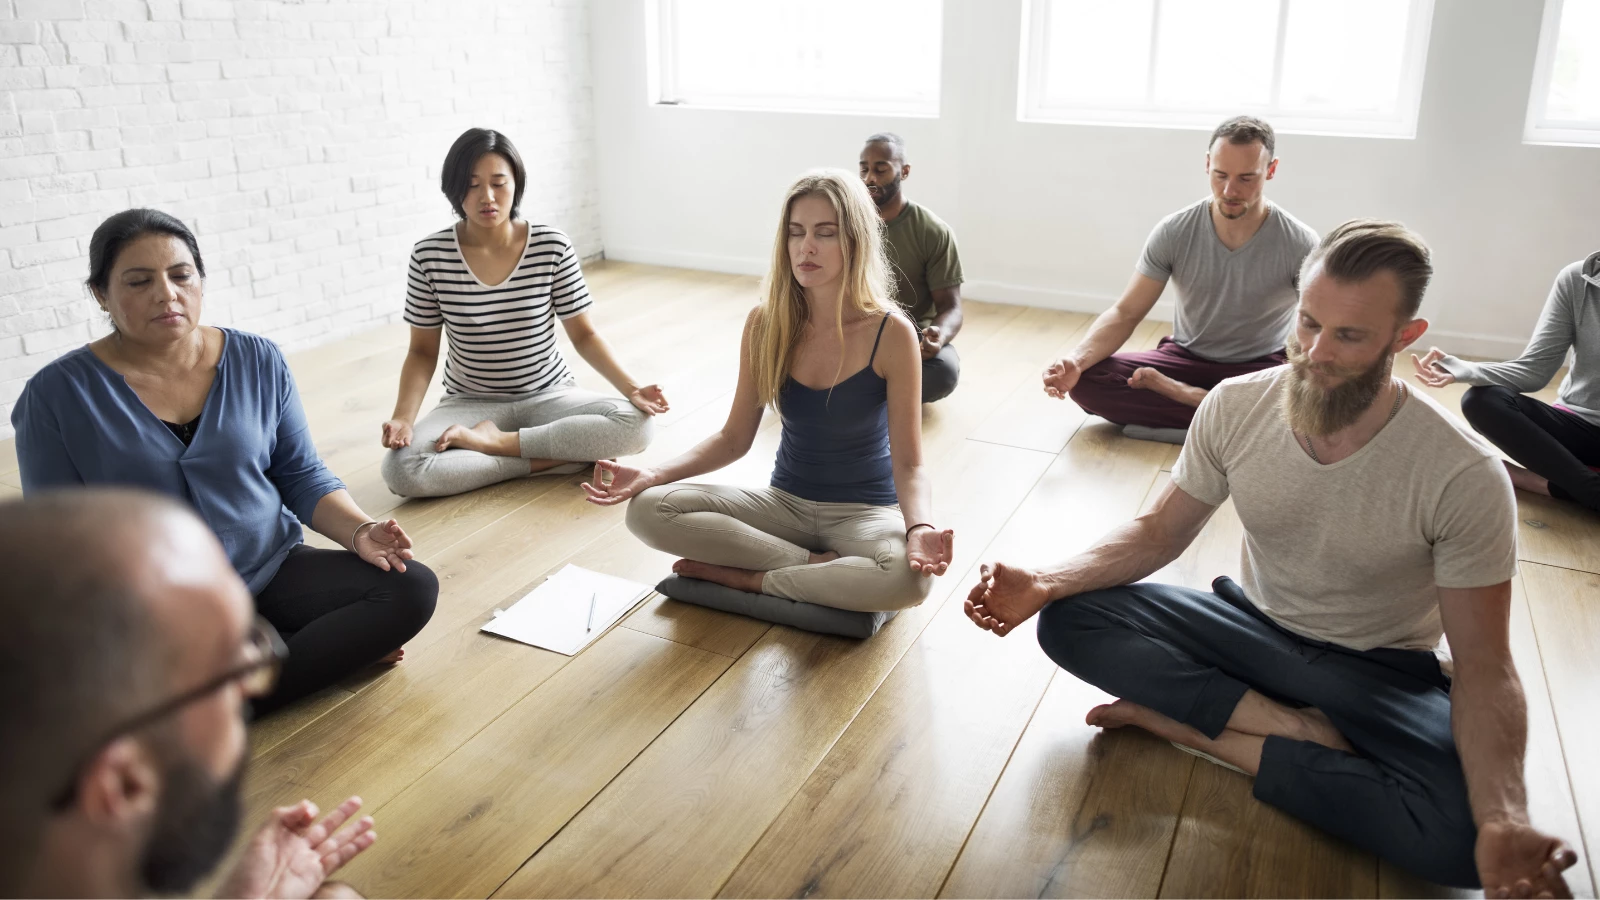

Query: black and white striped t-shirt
[{"left": 404, "top": 223, "right": 592, "bottom": 396}]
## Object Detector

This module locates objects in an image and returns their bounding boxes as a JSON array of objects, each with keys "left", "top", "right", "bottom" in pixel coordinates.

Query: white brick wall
[{"left": 0, "top": 0, "right": 602, "bottom": 438}]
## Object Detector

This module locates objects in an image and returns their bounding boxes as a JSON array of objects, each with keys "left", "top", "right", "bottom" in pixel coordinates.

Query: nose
[{"left": 1306, "top": 333, "right": 1336, "bottom": 366}]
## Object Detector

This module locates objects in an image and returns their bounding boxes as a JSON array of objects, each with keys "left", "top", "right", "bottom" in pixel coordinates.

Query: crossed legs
[{"left": 1037, "top": 578, "right": 1480, "bottom": 887}]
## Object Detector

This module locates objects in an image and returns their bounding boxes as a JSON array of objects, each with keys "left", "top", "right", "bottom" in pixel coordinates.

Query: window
[
  {"left": 1526, "top": 0, "right": 1600, "bottom": 145},
  {"left": 1019, "top": 0, "right": 1436, "bottom": 138},
  {"left": 647, "top": 0, "right": 942, "bottom": 117}
]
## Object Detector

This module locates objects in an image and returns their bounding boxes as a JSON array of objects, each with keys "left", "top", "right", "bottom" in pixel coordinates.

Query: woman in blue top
[
  {"left": 583, "top": 170, "right": 954, "bottom": 616},
  {"left": 11, "top": 209, "right": 438, "bottom": 715}
]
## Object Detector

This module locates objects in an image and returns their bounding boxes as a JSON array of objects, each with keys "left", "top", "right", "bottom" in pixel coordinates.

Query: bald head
[{"left": 0, "top": 489, "right": 250, "bottom": 886}]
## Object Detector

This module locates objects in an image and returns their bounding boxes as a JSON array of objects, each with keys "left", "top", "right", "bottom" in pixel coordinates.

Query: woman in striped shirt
[{"left": 380, "top": 128, "right": 665, "bottom": 498}]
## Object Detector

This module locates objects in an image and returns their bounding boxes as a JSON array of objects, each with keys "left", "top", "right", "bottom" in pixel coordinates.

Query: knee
[
  {"left": 871, "top": 541, "right": 935, "bottom": 609},
  {"left": 1459, "top": 384, "right": 1516, "bottom": 432},
  {"left": 381, "top": 447, "right": 435, "bottom": 499},
  {"left": 1035, "top": 591, "right": 1123, "bottom": 676},
  {"left": 382, "top": 560, "right": 438, "bottom": 638},
  {"left": 922, "top": 351, "right": 960, "bottom": 402},
  {"left": 1066, "top": 360, "right": 1123, "bottom": 408},
  {"left": 624, "top": 485, "right": 673, "bottom": 542},
  {"left": 614, "top": 404, "right": 655, "bottom": 455}
]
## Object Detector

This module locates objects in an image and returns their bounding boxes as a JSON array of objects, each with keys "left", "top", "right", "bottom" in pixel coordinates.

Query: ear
[
  {"left": 1266, "top": 157, "right": 1279, "bottom": 180},
  {"left": 900, "top": 162, "right": 911, "bottom": 180},
  {"left": 77, "top": 737, "right": 161, "bottom": 828},
  {"left": 1395, "top": 317, "right": 1430, "bottom": 353}
]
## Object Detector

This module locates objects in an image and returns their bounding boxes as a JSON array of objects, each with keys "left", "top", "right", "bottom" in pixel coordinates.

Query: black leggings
[
  {"left": 1460, "top": 385, "right": 1600, "bottom": 513},
  {"left": 252, "top": 544, "right": 438, "bottom": 716}
]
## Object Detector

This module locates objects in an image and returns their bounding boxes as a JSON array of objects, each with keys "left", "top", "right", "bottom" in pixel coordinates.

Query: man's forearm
[
  {"left": 1452, "top": 664, "right": 1531, "bottom": 826},
  {"left": 1069, "top": 307, "right": 1140, "bottom": 372},
  {"left": 930, "top": 302, "right": 963, "bottom": 341},
  {"left": 1038, "top": 515, "right": 1188, "bottom": 602}
]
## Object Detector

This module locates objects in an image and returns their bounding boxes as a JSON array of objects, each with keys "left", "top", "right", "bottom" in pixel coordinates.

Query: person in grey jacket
[{"left": 1413, "top": 252, "right": 1600, "bottom": 513}]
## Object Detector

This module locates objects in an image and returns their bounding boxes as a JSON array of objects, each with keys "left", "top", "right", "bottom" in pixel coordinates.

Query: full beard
[
  {"left": 140, "top": 752, "right": 245, "bottom": 894},
  {"left": 1282, "top": 335, "right": 1395, "bottom": 436},
  {"left": 870, "top": 176, "right": 901, "bottom": 208}
]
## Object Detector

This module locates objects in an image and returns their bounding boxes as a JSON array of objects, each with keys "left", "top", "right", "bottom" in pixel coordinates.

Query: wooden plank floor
[{"left": 3, "top": 261, "right": 1594, "bottom": 898}]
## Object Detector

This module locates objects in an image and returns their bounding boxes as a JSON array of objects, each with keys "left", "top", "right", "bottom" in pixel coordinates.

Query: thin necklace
[{"left": 1302, "top": 381, "right": 1405, "bottom": 465}]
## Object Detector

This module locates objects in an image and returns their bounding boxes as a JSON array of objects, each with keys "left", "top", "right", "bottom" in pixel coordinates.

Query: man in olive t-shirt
[{"left": 860, "top": 133, "right": 964, "bottom": 403}]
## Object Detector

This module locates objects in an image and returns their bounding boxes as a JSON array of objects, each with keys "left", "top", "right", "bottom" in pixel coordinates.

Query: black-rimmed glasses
[{"left": 50, "top": 617, "right": 287, "bottom": 809}]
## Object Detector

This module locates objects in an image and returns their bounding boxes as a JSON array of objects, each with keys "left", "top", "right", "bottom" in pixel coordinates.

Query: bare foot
[
  {"left": 379, "top": 648, "right": 404, "bottom": 665},
  {"left": 1127, "top": 367, "right": 1207, "bottom": 407},
  {"left": 1503, "top": 460, "right": 1552, "bottom": 497},
  {"left": 1295, "top": 706, "right": 1357, "bottom": 754},
  {"left": 672, "top": 559, "right": 766, "bottom": 593},
  {"left": 1087, "top": 699, "right": 1211, "bottom": 747},
  {"left": 436, "top": 420, "right": 514, "bottom": 455}
]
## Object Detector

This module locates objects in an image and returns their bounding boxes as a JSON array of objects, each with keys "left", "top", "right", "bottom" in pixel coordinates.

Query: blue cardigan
[{"left": 10, "top": 329, "right": 345, "bottom": 593}]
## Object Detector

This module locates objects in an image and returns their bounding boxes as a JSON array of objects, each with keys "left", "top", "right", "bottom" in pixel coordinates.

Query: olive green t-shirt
[{"left": 882, "top": 202, "right": 963, "bottom": 327}]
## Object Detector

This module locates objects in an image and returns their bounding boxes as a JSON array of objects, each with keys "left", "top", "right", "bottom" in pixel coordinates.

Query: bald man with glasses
[{"left": 0, "top": 489, "right": 376, "bottom": 899}]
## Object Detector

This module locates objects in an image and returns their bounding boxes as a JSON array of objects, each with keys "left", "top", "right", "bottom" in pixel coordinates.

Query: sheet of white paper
[{"left": 480, "top": 564, "right": 653, "bottom": 656}]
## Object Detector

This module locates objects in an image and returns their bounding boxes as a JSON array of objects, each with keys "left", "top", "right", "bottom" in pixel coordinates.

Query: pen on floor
[{"left": 585, "top": 591, "right": 596, "bottom": 633}]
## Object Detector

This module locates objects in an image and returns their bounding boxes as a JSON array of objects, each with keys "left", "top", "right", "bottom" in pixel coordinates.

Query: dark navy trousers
[{"left": 1036, "top": 577, "right": 1479, "bottom": 888}]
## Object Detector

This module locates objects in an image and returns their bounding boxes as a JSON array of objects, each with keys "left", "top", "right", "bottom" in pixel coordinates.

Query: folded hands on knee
[
  {"left": 1477, "top": 820, "right": 1579, "bottom": 899},
  {"left": 964, "top": 562, "right": 1052, "bottom": 636},
  {"left": 906, "top": 524, "right": 954, "bottom": 576}
]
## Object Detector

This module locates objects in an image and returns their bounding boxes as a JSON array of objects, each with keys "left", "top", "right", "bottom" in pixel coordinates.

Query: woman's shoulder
[
  {"left": 17, "top": 344, "right": 99, "bottom": 399},
  {"left": 219, "top": 327, "right": 291, "bottom": 374},
  {"left": 411, "top": 226, "right": 459, "bottom": 258}
]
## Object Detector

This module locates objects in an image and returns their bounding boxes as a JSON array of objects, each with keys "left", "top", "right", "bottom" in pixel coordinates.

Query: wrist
[
  {"left": 349, "top": 519, "right": 378, "bottom": 549},
  {"left": 906, "top": 522, "right": 935, "bottom": 539},
  {"left": 1036, "top": 568, "right": 1076, "bottom": 603}
]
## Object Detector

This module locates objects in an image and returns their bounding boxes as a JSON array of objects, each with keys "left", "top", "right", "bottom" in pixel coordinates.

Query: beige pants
[{"left": 626, "top": 484, "right": 932, "bottom": 612}]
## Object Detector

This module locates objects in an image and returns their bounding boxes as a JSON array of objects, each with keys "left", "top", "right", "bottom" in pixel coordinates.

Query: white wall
[
  {"left": 591, "top": 0, "right": 1600, "bottom": 357},
  {"left": 0, "top": 0, "right": 600, "bottom": 438}
]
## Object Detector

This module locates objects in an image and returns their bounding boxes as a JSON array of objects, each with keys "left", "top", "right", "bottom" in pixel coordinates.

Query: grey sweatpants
[
  {"left": 1037, "top": 577, "right": 1479, "bottom": 888},
  {"left": 626, "top": 483, "right": 932, "bottom": 612},
  {"left": 381, "top": 385, "right": 653, "bottom": 498}
]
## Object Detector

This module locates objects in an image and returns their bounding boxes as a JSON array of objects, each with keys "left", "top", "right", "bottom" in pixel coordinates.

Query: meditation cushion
[{"left": 655, "top": 575, "right": 896, "bottom": 639}]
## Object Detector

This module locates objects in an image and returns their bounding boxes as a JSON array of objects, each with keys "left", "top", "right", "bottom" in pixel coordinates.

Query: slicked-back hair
[
  {"left": 863, "top": 131, "right": 906, "bottom": 164},
  {"left": 1209, "top": 115, "right": 1276, "bottom": 159},
  {"left": 440, "top": 127, "right": 527, "bottom": 221},
  {"left": 1300, "top": 219, "right": 1434, "bottom": 321},
  {"left": 86, "top": 208, "right": 206, "bottom": 298},
  {"left": 0, "top": 491, "right": 179, "bottom": 888}
]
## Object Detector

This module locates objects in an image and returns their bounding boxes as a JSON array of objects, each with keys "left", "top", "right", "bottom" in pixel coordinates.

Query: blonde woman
[{"left": 583, "top": 170, "right": 954, "bottom": 628}]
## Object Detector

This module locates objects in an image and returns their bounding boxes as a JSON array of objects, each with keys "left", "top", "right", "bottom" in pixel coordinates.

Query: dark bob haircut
[
  {"left": 440, "top": 128, "right": 527, "bottom": 221},
  {"left": 85, "top": 208, "right": 206, "bottom": 298}
]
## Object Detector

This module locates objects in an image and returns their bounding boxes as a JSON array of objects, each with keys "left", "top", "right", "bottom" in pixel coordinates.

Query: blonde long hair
[{"left": 749, "top": 169, "right": 898, "bottom": 409}]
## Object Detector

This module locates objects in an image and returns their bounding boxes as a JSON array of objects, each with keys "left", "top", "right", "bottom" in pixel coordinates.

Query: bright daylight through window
[
  {"left": 1526, "top": 0, "right": 1600, "bottom": 145},
  {"left": 649, "top": 0, "right": 942, "bottom": 116},
  {"left": 1019, "top": 0, "right": 1436, "bottom": 138}
]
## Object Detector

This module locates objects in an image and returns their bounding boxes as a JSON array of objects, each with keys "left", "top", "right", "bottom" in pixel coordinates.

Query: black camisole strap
[{"left": 866, "top": 313, "right": 891, "bottom": 366}]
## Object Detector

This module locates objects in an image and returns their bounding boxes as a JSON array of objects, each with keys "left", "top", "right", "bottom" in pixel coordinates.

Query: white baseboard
[{"left": 963, "top": 278, "right": 1176, "bottom": 324}]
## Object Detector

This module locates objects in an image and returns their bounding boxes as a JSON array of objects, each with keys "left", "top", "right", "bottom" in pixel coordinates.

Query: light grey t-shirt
[
  {"left": 1437, "top": 254, "right": 1600, "bottom": 426},
  {"left": 1172, "top": 367, "right": 1518, "bottom": 655},
  {"left": 1137, "top": 198, "right": 1320, "bottom": 364}
]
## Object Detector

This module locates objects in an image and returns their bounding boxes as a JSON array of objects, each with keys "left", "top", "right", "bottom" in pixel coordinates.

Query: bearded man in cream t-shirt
[{"left": 965, "top": 220, "right": 1580, "bottom": 894}]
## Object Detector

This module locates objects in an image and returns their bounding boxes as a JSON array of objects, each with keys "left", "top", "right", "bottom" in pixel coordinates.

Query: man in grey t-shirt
[
  {"left": 1043, "top": 116, "right": 1319, "bottom": 442},
  {"left": 971, "top": 222, "right": 1580, "bottom": 894}
]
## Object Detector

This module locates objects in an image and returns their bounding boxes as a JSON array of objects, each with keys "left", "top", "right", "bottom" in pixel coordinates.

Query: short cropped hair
[
  {"left": 440, "top": 128, "right": 527, "bottom": 221},
  {"left": 0, "top": 491, "right": 183, "bottom": 881},
  {"left": 1301, "top": 219, "right": 1434, "bottom": 320},
  {"left": 863, "top": 131, "right": 906, "bottom": 163},
  {"left": 1209, "top": 115, "right": 1276, "bottom": 159}
]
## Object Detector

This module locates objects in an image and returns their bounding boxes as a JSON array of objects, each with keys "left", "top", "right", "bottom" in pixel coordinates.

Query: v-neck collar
[
  {"left": 1208, "top": 201, "right": 1275, "bottom": 256},
  {"left": 453, "top": 220, "right": 531, "bottom": 288},
  {"left": 85, "top": 328, "right": 230, "bottom": 456}
]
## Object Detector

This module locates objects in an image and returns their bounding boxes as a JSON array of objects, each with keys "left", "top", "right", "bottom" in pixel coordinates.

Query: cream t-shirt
[{"left": 1172, "top": 367, "right": 1518, "bottom": 653}]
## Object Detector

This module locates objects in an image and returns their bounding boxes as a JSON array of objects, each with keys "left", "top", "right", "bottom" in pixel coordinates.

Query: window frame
[
  {"left": 1524, "top": 0, "right": 1600, "bottom": 146},
  {"left": 1016, "top": 0, "right": 1437, "bottom": 139},
  {"left": 646, "top": 0, "right": 943, "bottom": 118}
]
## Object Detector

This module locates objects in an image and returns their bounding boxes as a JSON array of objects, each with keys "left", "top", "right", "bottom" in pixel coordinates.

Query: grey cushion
[
  {"left": 656, "top": 575, "right": 896, "bottom": 639},
  {"left": 1120, "top": 424, "right": 1189, "bottom": 445}
]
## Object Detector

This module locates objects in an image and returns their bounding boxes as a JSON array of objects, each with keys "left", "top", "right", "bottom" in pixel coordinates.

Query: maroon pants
[{"left": 1068, "top": 337, "right": 1288, "bottom": 430}]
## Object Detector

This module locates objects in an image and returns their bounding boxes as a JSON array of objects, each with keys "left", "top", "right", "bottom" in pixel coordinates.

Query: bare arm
[
  {"left": 1043, "top": 273, "right": 1166, "bottom": 397},
  {"left": 583, "top": 311, "right": 764, "bottom": 505},
  {"left": 965, "top": 481, "right": 1216, "bottom": 636},
  {"left": 921, "top": 286, "right": 964, "bottom": 358},
  {"left": 381, "top": 327, "right": 441, "bottom": 448},
  {"left": 1439, "top": 583, "right": 1578, "bottom": 897},
  {"left": 309, "top": 489, "right": 415, "bottom": 572},
  {"left": 562, "top": 312, "right": 668, "bottom": 414}
]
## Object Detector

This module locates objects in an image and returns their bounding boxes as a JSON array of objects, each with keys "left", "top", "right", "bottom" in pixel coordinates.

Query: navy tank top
[{"left": 770, "top": 314, "right": 897, "bottom": 506}]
